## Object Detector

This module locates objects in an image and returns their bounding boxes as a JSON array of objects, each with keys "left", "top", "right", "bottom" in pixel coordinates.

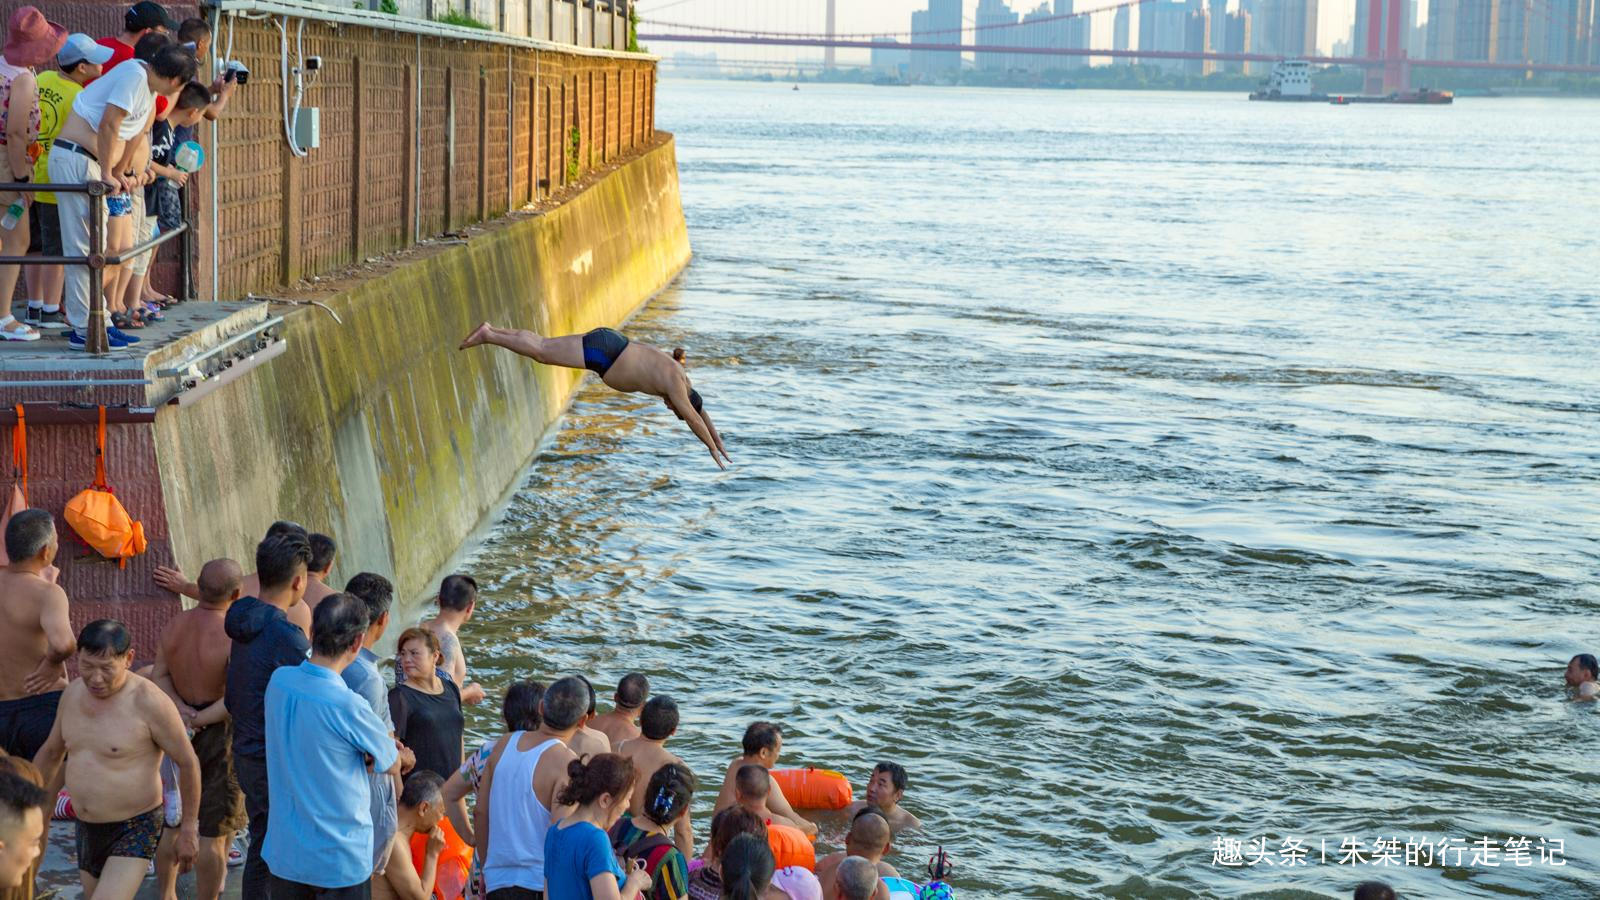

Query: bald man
[
  {"left": 833, "top": 857, "right": 881, "bottom": 900},
  {"left": 816, "top": 811, "right": 898, "bottom": 900},
  {"left": 151, "top": 559, "right": 247, "bottom": 900},
  {"left": 733, "top": 765, "right": 808, "bottom": 833},
  {"left": 459, "top": 323, "right": 731, "bottom": 469}
]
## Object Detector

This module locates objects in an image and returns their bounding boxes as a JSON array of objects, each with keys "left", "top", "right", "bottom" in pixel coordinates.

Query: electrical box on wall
[{"left": 293, "top": 108, "right": 320, "bottom": 150}]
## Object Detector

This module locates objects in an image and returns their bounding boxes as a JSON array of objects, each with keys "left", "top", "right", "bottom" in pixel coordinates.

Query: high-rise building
[
  {"left": 1452, "top": 0, "right": 1498, "bottom": 60},
  {"left": 1139, "top": 0, "right": 1199, "bottom": 70},
  {"left": 1250, "top": 0, "right": 1318, "bottom": 56},
  {"left": 1114, "top": 4, "right": 1132, "bottom": 62},
  {"left": 1187, "top": 7, "right": 1212, "bottom": 74},
  {"left": 910, "top": 0, "right": 963, "bottom": 80},
  {"left": 1223, "top": 11, "right": 1252, "bottom": 69},
  {"left": 1210, "top": 0, "right": 1230, "bottom": 62},
  {"left": 1426, "top": 0, "right": 1458, "bottom": 60},
  {"left": 976, "top": 0, "right": 1021, "bottom": 71}
]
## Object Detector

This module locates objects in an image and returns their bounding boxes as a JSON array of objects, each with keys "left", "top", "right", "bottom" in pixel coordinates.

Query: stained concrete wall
[{"left": 153, "top": 137, "right": 689, "bottom": 604}]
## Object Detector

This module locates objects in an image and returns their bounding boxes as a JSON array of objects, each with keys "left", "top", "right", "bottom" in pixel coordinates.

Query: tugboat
[{"left": 1248, "top": 60, "right": 1330, "bottom": 102}]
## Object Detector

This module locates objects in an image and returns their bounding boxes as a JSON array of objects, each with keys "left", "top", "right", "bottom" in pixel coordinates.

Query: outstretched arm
[
  {"left": 698, "top": 406, "right": 730, "bottom": 464},
  {"left": 766, "top": 779, "right": 818, "bottom": 838},
  {"left": 666, "top": 385, "right": 727, "bottom": 470}
]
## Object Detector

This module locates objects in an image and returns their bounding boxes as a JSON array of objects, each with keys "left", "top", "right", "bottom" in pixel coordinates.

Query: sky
[{"left": 636, "top": 0, "right": 1374, "bottom": 63}]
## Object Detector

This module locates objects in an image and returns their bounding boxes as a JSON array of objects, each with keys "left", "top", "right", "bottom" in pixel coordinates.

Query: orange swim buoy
[
  {"left": 768, "top": 821, "right": 816, "bottom": 871},
  {"left": 770, "top": 767, "right": 853, "bottom": 810},
  {"left": 410, "top": 817, "right": 473, "bottom": 900}
]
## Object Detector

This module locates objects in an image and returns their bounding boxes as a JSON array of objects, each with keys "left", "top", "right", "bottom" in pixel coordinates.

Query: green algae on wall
[{"left": 154, "top": 138, "right": 690, "bottom": 602}]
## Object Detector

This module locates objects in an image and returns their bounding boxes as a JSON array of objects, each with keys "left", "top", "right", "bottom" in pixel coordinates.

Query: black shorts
[
  {"left": 30, "top": 202, "right": 61, "bottom": 257},
  {"left": 190, "top": 720, "right": 246, "bottom": 838},
  {"left": 0, "top": 691, "right": 61, "bottom": 761},
  {"left": 581, "top": 327, "right": 630, "bottom": 376},
  {"left": 486, "top": 889, "right": 544, "bottom": 900},
  {"left": 76, "top": 806, "right": 163, "bottom": 878}
]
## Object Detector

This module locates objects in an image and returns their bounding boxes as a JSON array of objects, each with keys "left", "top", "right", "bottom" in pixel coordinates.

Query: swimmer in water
[
  {"left": 1565, "top": 654, "right": 1598, "bottom": 702},
  {"left": 843, "top": 762, "right": 922, "bottom": 836},
  {"left": 459, "top": 324, "right": 731, "bottom": 469}
]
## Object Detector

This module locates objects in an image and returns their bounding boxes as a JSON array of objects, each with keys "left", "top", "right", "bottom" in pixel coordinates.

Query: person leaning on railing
[
  {"left": 0, "top": 7, "right": 67, "bottom": 343},
  {"left": 48, "top": 39, "right": 193, "bottom": 351},
  {"left": 22, "top": 34, "right": 114, "bottom": 333}
]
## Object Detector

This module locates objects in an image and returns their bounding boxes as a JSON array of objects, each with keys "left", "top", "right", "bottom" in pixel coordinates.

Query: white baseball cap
[{"left": 58, "top": 33, "right": 115, "bottom": 67}]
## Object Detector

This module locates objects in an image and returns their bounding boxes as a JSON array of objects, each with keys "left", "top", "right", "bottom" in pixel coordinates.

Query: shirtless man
[
  {"left": 34, "top": 620, "right": 201, "bottom": 900},
  {"left": 153, "top": 521, "right": 333, "bottom": 636},
  {"left": 592, "top": 673, "right": 649, "bottom": 748},
  {"left": 0, "top": 510, "right": 76, "bottom": 761},
  {"left": 843, "top": 762, "right": 922, "bottom": 836},
  {"left": 616, "top": 696, "right": 694, "bottom": 855},
  {"left": 568, "top": 676, "right": 613, "bottom": 759},
  {"left": 815, "top": 811, "right": 898, "bottom": 900},
  {"left": 372, "top": 771, "right": 447, "bottom": 900},
  {"left": 460, "top": 324, "right": 731, "bottom": 469},
  {"left": 732, "top": 766, "right": 808, "bottom": 833},
  {"left": 150, "top": 559, "right": 245, "bottom": 900},
  {"left": 1566, "top": 654, "right": 1599, "bottom": 702},
  {"left": 473, "top": 676, "right": 586, "bottom": 897},
  {"left": 419, "top": 574, "right": 486, "bottom": 706},
  {"left": 713, "top": 722, "right": 816, "bottom": 838}
]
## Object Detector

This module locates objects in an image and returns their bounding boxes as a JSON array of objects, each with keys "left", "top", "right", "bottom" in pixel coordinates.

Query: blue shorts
[{"left": 106, "top": 194, "right": 132, "bottom": 217}]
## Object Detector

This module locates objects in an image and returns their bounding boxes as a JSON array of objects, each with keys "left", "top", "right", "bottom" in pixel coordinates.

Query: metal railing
[{"left": 0, "top": 180, "right": 188, "bottom": 355}]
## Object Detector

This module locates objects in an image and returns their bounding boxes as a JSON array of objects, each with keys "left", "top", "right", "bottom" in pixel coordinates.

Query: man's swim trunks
[
  {"left": 76, "top": 806, "right": 163, "bottom": 877},
  {"left": 688, "top": 389, "right": 703, "bottom": 414},
  {"left": 582, "top": 327, "right": 630, "bottom": 376},
  {"left": 191, "top": 720, "right": 247, "bottom": 838},
  {"left": 0, "top": 691, "right": 61, "bottom": 760}
]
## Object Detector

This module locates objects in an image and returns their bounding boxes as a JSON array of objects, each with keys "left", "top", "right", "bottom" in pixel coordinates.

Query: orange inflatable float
[
  {"left": 770, "top": 767, "right": 853, "bottom": 810},
  {"left": 410, "top": 817, "right": 473, "bottom": 900},
  {"left": 768, "top": 821, "right": 816, "bottom": 871}
]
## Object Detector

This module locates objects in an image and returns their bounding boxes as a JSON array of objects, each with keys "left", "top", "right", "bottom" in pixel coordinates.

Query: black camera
[{"left": 224, "top": 59, "right": 249, "bottom": 85}]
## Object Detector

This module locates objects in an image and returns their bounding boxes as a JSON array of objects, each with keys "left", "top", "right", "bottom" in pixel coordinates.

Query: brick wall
[{"left": 204, "top": 15, "right": 657, "bottom": 300}]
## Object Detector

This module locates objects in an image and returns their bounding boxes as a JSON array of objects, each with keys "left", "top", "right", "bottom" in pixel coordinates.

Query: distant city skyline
[{"left": 637, "top": 0, "right": 1367, "bottom": 55}]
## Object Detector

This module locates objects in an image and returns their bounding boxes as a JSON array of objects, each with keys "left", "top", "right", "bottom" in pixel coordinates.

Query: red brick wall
[{"left": 206, "top": 17, "right": 657, "bottom": 299}]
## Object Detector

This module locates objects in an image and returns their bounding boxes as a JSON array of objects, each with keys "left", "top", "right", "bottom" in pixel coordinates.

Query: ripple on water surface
[{"left": 450, "top": 84, "right": 1600, "bottom": 899}]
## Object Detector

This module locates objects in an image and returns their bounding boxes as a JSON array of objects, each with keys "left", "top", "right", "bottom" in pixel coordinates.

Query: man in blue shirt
[{"left": 263, "top": 592, "right": 399, "bottom": 898}]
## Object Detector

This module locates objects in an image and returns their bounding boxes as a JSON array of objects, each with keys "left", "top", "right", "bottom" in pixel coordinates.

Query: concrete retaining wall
[{"left": 154, "top": 136, "right": 688, "bottom": 607}]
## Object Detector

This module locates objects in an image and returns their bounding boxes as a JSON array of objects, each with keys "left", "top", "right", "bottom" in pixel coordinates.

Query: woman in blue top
[{"left": 545, "top": 753, "right": 655, "bottom": 900}]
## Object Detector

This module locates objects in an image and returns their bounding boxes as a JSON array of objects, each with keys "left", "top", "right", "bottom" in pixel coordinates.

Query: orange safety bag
[
  {"left": 410, "top": 816, "right": 473, "bottom": 900},
  {"left": 63, "top": 407, "right": 145, "bottom": 567},
  {"left": 768, "top": 822, "right": 816, "bottom": 871},
  {"left": 770, "top": 767, "right": 854, "bottom": 810}
]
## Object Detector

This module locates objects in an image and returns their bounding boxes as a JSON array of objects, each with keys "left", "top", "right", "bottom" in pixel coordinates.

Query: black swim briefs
[
  {"left": 581, "top": 327, "right": 630, "bottom": 376},
  {"left": 77, "top": 806, "right": 163, "bottom": 878},
  {"left": 0, "top": 691, "right": 62, "bottom": 761}
]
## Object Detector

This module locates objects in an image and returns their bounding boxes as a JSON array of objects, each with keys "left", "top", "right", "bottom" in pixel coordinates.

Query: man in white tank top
[{"left": 473, "top": 676, "right": 588, "bottom": 899}]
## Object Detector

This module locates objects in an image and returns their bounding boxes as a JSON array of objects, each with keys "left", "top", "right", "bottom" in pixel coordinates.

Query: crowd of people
[
  {"left": 0, "top": 1, "right": 238, "bottom": 349},
  {"left": 0, "top": 510, "right": 944, "bottom": 900}
]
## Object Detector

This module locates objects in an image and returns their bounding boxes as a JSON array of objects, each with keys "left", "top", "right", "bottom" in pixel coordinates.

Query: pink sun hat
[{"left": 3, "top": 7, "right": 68, "bottom": 69}]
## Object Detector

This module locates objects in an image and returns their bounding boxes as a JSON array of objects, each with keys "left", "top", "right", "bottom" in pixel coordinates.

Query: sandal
[
  {"left": 140, "top": 303, "right": 165, "bottom": 321},
  {"left": 111, "top": 312, "right": 145, "bottom": 330},
  {"left": 0, "top": 314, "right": 40, "bottom": 341}
]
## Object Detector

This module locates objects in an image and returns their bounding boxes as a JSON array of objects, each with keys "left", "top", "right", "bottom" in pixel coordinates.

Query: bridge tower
[
  {"left": 824, "top": 0, "right": 837, "bottom": 69},
  {"left": 1362, "top": 0, "right": 1412, "bottom": 93}
]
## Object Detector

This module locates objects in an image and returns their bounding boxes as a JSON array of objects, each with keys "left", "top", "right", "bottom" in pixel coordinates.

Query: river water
[{"left": 454, "top": 82, "right": 1600, "bottom": 898}]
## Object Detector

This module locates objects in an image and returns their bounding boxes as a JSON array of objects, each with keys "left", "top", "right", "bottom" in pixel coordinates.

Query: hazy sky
[{"left": 638, "top": 0, "right": 1372, "bottom": 60}]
